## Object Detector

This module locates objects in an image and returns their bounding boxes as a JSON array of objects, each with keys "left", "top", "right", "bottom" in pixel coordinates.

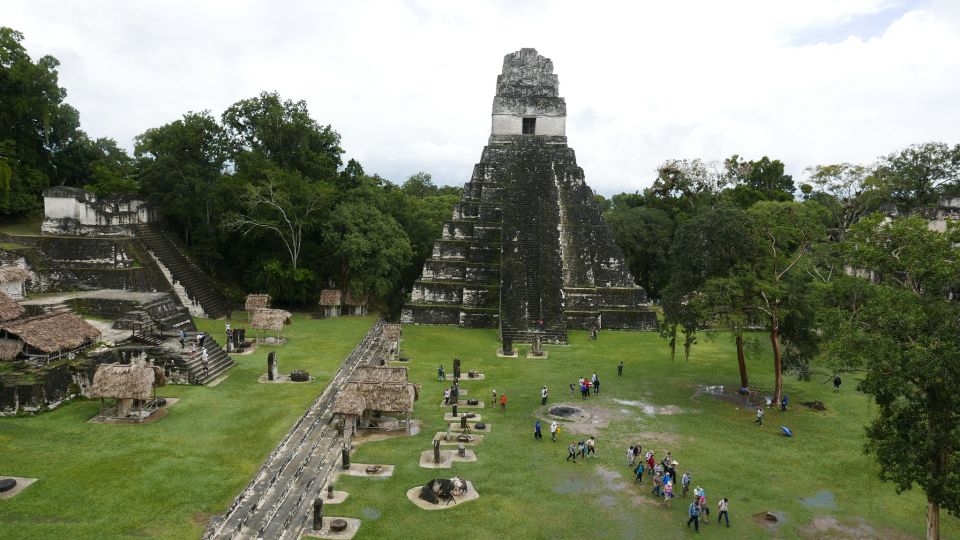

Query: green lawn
[
  {"left": 1, "top": 319, "right": 957, "bottom": 539},
  {"left": 331, "top": 326, "right": 959, "bottom": 540},
  {"left": 0, "top": 314, "right": 375, "bottom": 539}
]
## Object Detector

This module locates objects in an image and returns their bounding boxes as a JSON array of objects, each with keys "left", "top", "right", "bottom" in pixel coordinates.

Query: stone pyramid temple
[{"left": 402, "top": 48, "right": 657, "bottom": 343}]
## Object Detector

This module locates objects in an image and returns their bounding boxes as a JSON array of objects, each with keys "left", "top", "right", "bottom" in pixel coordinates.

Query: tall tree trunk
[
  {"left": 927, "top": 501, "right": 939, "bottom": 540},
  {"left": 770, "top": 320, "right": 783, "bottom": 404},
  {"left": 736, "top": 330, "right": 749, "bottom": 388},
  {"left": 684, "top": 341, "right": 691, "bottom": 362}
]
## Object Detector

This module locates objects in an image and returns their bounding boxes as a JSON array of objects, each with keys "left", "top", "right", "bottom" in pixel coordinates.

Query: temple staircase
[
  {"left": 180, "top": 334, "right": 234, "bottom": 385},
  {"left": 131, "top": 223, "right": 231, "bottom": 319}
]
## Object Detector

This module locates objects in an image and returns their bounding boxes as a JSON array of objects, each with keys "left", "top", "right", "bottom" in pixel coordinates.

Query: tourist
[
  {"left": 681, "top": 471, "right": 692, "bottom": 496},
  {"left": 492, "top": 389, "right": 497, "bottom": 403},
  {"left": 646, "top": 450, "right": 655, "bottom": 472},
  {"left": 437, "top": 365, "right": 444, "bottom": 381},
  {"left": 833, "top": 375, "right": 842, "bottom": 392},
  {"left": 566, "top": 441, "right": 577, "bottom": 463},
  {"left": 661, "top": 452, "right": 673, "bottom": 470},
  {"left": 538, "top": 319, "right": 544, "bottom": 332},
  {"left": 718, "top": 498, "right": 730, "bottom": 527},
  {"left": 633, "top": 445, "right": 641, "bottom": 466},
  {"left": 652, "top": 473, "right": 662, "bottom": 497},
  {"left": 201, "top": 347, "right": 209, "bottom": 378},
  {"left": 664, "top": 480, "right": 674, "bottom": 507},
  {"left": 780, "top": 394, "right": 789, "bottom": 412},
  {"left": 668, "top": 460, "right": 678, "bottom": 482},
  {"left": 634, "top": 461, "right": 644, "bottom": 483},
  {"left": 696, "top": 487, "right": 710, "bottom": 523},
  {"left": 550, "top": 421, "right": 559, "bottom": 442},
  {"left": 534, "top": 420, "right": 542, "bottom": 440},
  {"left": 179, "top": 329, "right": 187, "bottom": 349},
  {"left": 594, "top": 376, "right": 601, "bottom": 395},
  {"left": 578, "top": 440, "right": 586, "bottom": 458},
  {"left": 443, "top": 387, "right": 451, "bottom": 405},
  {"left": 580, "top": 380, "right": 589, "bottom": 400},
  {"left": 541, "top": 385, "right": 548, "bottom": 406},
  {"left": 569, "top": 383, "right": 575, "bottom": 397},
  {"left": 225, "top": 321, "right": 230, "bottom": 332},
  {"left": 617, "top": 361, "right": 623, "bottom": 376},
  {"left": 627, "top": 445, "right": 635, "bottom": 466},
  {"left": 499, "top": 393, "right": 507, "bottom": 413},
  {"left": 755, "top": 407, "right": 764, "bottom": 426},
  {"left": 587, "top": 436, "right": 596, "bottom": 456},
  {"left": 687, "top": 501, "right": 700, "bottom": 533}
]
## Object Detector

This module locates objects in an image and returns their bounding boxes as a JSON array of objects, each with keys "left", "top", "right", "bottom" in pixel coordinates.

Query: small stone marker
[
  {"left": 458, "top": 444, "right": 466, "bottom": 457},
  {"left": 267, "top": 352, "right": 278, "bottom": 381},
  {"left": 327, "top": 484, "right": 334, "bottom": 499},
  {"left": 313, "top": 498, "right": 323, "bottom": 531},
  {"left": 341, "top": 443, "right": 351, "bottom": 470},
  {"left": 452, "top": 404, "right": 458, "bottom": 417},
  {"left": 433, "top": 439, "right": 441, "bottom": 464},
  {"left": 460, "top": 415, "right": 467, "bottom": 429},
  {"left": 453, "top": 358, "right": 461, "bottom": 379},
  {"left": 503, "top": 336, "right": 513, "bottom": 355}
]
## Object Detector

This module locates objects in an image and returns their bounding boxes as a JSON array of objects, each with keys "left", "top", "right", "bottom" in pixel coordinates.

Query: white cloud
[{"left": 2, "top": 0, "right": 958, "bottom": 195}]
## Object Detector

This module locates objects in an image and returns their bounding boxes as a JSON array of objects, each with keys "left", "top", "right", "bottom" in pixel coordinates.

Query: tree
[
  {"left": 828, "top": 215, "right": 960, "bottom": 540},
  {"left": 221, "top": 91, "right": 342, "bottom": 180},
  {"left": 745, "top": 201, "right": 825, "bottom": 404},
  {"left": 605, "top": 206, "right": 674, "bottom": 298},
  {"left": 720, "top": 155, "right": 796, "bottom": 208},
  {"left": 136, "top": 111, "right": 229, "bottom": 248},
  {"left": 0, "top": 27, "right": 85, "bottom": 215},
  {"left": 873, "top": 142, "right": 960, "bottom": 213},
  {"left": 805, "top": 162, "right": 886, "bottom": 240},
  {"left": 223, "top": 169, "right": 329, "bottom": 270},
  {"left": 324, "top": 200, "right": 413, "bottom": 299}
]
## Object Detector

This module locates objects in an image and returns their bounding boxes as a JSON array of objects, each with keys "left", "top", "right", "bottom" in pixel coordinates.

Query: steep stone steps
[
  {"left": 206, "top": 321, "right": 386, "bottom": 540},
  {"left": 131, "top": 223, "right": 231, "bottom": 319},
  {"left": 181, "top": 335, "right": 235, "bottom": 385}
]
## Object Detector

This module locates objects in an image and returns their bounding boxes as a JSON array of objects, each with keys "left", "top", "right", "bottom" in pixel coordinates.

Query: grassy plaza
[{"left": 1, "top": 314, "right": 957, "bottom": 538}]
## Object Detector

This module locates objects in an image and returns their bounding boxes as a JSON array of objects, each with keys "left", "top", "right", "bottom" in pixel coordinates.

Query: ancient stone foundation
[{"left": 403, "top": 48, "right": 657, "bottom": 342}]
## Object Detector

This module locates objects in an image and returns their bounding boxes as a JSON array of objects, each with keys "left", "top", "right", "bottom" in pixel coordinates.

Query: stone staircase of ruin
[
  {"left": 205, "top": 321, "right": 387, "bottom": 540},
  {"left": 131, "top": 223, "right": 232, "bottom": 319},
  {"left": 180, "top": 334, "right": 235, "bottom": 385}
]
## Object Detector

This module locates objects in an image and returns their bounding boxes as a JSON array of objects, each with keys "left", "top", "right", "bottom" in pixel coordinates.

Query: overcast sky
[{"left": 4, "top": 0, "right": 960, "bottom": 195}]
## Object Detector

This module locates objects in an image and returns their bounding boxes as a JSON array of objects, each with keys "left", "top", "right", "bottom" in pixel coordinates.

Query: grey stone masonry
[{"left": 403, "top": 49, "right": 657, "bottom": 342}]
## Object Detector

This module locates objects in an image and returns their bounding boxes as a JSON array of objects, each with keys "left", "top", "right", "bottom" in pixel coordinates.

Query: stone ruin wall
[{"left": 42, "top": 186, "right": 154, "bottom": 237}]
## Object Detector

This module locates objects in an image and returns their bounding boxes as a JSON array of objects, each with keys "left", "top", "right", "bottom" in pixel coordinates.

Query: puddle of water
[
  {"left": 613, "top": 399, "right": 680, "bottom": 416},
  {"left": 553, "top": 475, "right": 590, "bottom": 494},
  {"left": 800, "top": 490, "right": 836, "bottom": 510},
  {"left": 362, "top": 507, "right": 381, "bottom": 520},
  {"left": 409, "top": 422, "right": 420, "bottom": 435}
]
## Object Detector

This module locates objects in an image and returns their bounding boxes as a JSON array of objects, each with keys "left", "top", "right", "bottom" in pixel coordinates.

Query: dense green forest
[{"left": 2, "top": 26, "right": 959, "bottom": 535}]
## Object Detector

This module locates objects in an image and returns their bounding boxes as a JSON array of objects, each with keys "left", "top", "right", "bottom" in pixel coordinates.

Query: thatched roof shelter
[
  {"left": 0, "top": 338, "right": 23, "bottom": 361},
  {"left": 351, "top": 366, "right": 409, "bottom": 385},
  {"left": 319, "top": 289, "right": 342, "bottom": 306},
  {"left": 344, "top": 291, "right": 368, "bottom": 306},
  {"left": 250, "top": 309, "right": 292, "bottom": 331},
  {"left": 0, "top": 291, "right": 24, "bottom": 322},
  {"left": 331, "top": 389, "right": 366, "bottom": 416},
  {"left": 0, "top": 266, "right": 30, "bottom": 284},
  {"left": 244, "top": 293, "right": 271, "bottom": 311},
  {"left": 0, "top": 310, "right": 100, "bottom": 354},
  {"left": 383, "top": 324, "right": 402, "bottom": 342},
  {"left": 90, "top": 363, "right": 166, "bottom": 400},
  {"left": 337, "top": 381, "right": 418, "bottom": 413}
]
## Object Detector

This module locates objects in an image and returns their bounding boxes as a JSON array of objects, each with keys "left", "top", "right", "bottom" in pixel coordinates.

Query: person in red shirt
[{"left": 499, "top": 393, "right": 507, "bottom": 413}]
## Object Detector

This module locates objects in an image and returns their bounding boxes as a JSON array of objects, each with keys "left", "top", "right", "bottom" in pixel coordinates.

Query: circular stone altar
[
  {"left": 0, "top": 478, "right": 16, "bottom": 493},
  {"left": 549, "top": 405, "right": 583, "bottom": 418},
  {"left": 330, "top": 518, "right": 349, "bottom": 532},
  {"left": 365, "top": 465, "right": 384, "bottom": 475}
]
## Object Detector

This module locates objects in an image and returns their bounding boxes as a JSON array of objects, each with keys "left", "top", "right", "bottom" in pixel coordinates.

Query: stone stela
[{"left": 403, "top": 48, "right": 658, "bottom": 344}]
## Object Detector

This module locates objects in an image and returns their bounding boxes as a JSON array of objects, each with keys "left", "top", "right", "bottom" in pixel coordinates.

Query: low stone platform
[
  {"left": 496, "top": 349, "right": 518, "bottom": 358},
  {"left": 257, "top": 374, "right": 314, "bottom": 384},
  {"left": 318, "top": 490, "right": 349, "bottom": 504},
  {"left": 437, "top": 400, "right": 485, "bottom": 408},
  {"left": 525, "top": 351, "right": 549, "bottom": 359},
  {"left": 448, "top": 422, "right": 491, "bottom": 433},
  {"left": 88, "top": 398, "right": 180, "bottom": 424},
  {"left": 433, "top": 433, "right": 485, "bottom": 446},
  {"left": 443, "top": 412, "right": 481, "bottom": 422},
  {"left": 0, "top": 476, "right": 37, "bottom": 499},
  {"left": 405, "top": 481, "right": 479, "bottom": 510},
  {"left": 418, "top": 449, "right": 478, "bottom": 469},
  {"left": 445, "top": 373, "right": 485, "bottom": 381},
  {"left": 302, "top": 517, "right": 361, "bottom": 539},
  {"left": 338, "top": 463, "right": 394, "bottom": 478}
]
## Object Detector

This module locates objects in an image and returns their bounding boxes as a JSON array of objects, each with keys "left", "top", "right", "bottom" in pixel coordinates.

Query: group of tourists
[
  {"left": 564, "top": 436, "right": 596, "bottom": 462},
  {"left": 571, "top": 372, "right": 600, "bottom": 399}
]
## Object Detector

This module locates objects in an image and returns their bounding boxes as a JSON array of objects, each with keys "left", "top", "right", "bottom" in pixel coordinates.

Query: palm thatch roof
[
  {"left": 250, "top": 308, "right": 292, "bottom": 331},
  {"left": 0, "top": 266, "right": 30, "bottom": 284},
  {"left": 344, "top": 291, "right": 368, "bottom": 306},
  {"left": 0, "top": 310, "right": 100, "bottom": 353},
  {"left": 334, "top": 381, "right": 418, "bottom": 414},
  {"left": 90, "top": 363, "right": 166, "bottom": 400},
  {"left": 351, "top": 366, "right": 409, "bottom": 385},
  {"left": 383, "top": 324, "right": 402, "bottom": 342},
  {"left": 319, "top": 289, "right": 342, "bottom": 306},
  {"left": 331, "top": 389, "right": 366, "bottom": 416},
  {"left": 0, "top": 338, "right": 23, "bottom": 361},
  {"left": 0, "top": 291, "right": 24, "bottom": 322},
  {"left": 244, "top": 293, "right": 271, "bottom": 311}
]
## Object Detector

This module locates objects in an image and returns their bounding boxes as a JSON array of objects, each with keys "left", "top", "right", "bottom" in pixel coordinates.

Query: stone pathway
[
  {"left": 19, "top": 289, "right": 168, "bottom": 305},
  {"left": 205, "top": 321, "right": 387, "bottom": 540}
]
